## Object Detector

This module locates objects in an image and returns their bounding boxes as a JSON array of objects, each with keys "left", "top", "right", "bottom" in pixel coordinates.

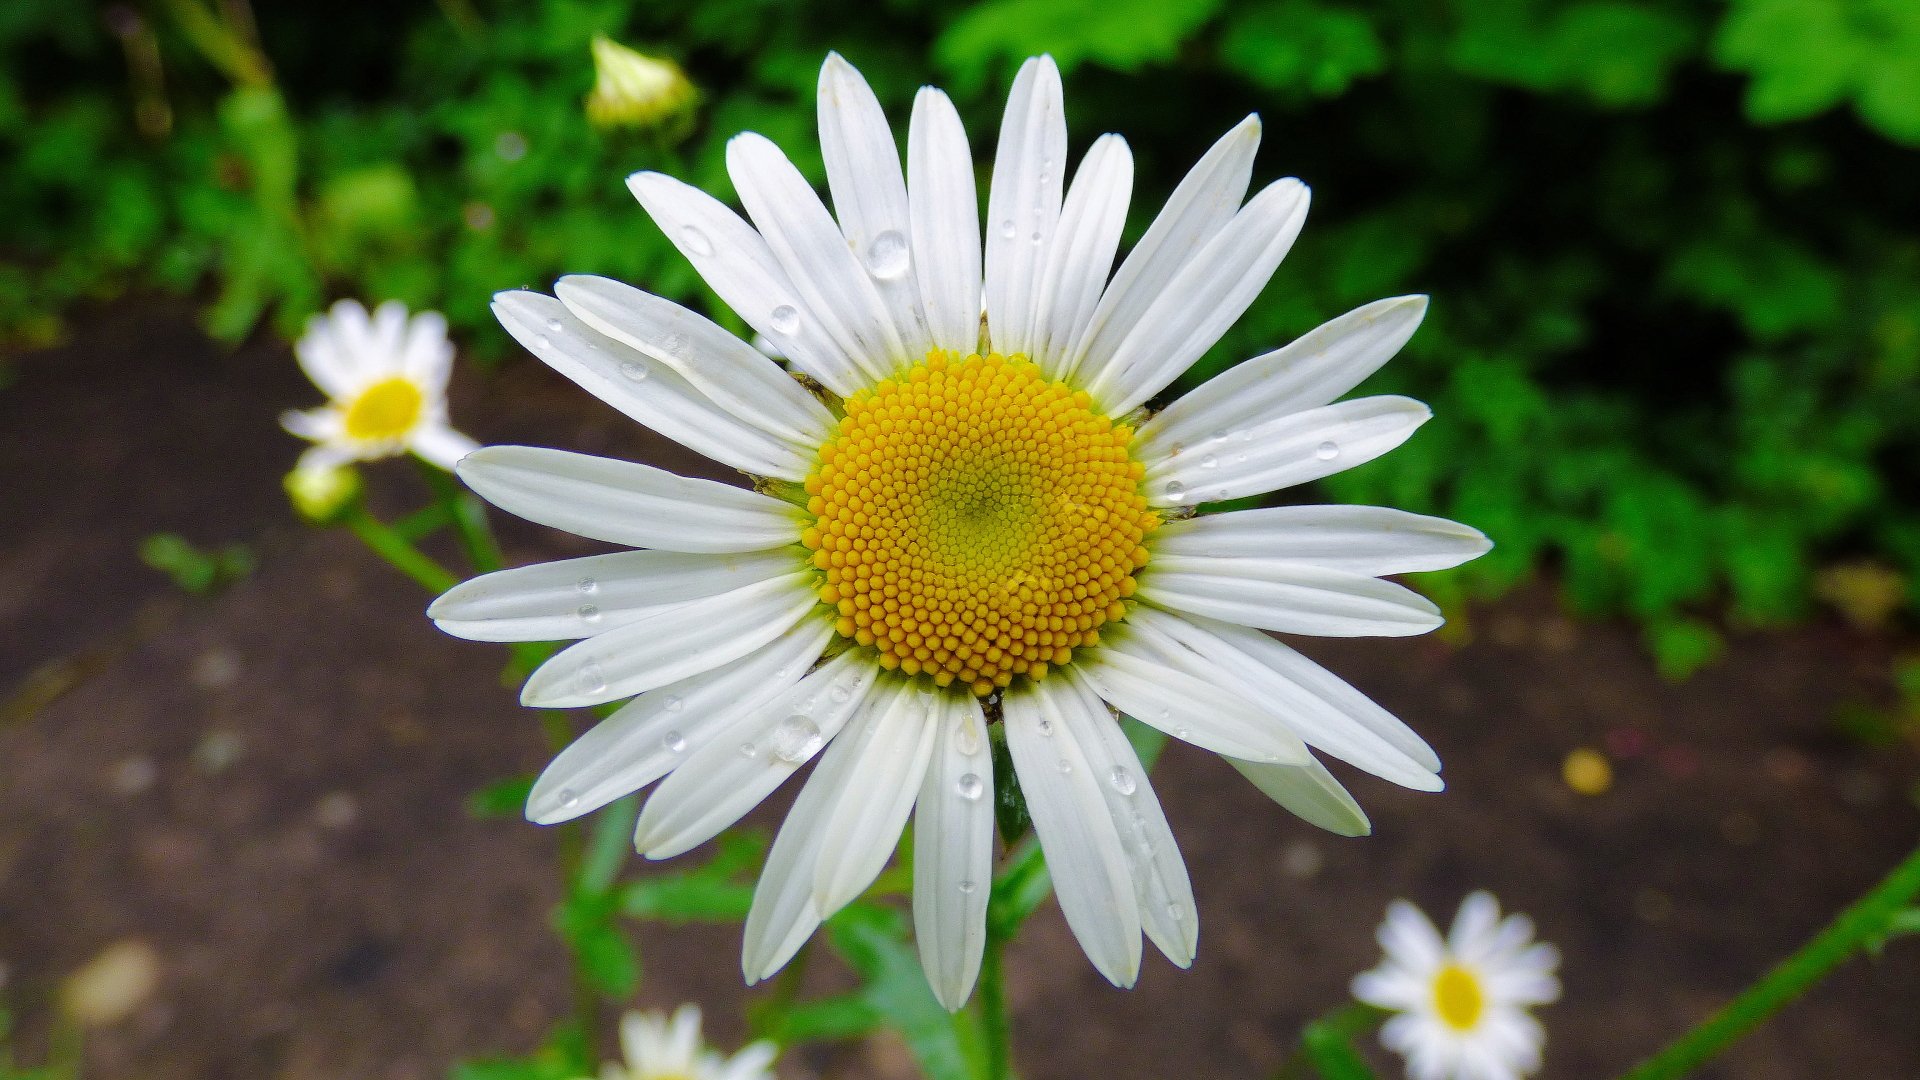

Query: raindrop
[
  {"left": 1109, "top": 766, "right": 1136, "bottom": 796},
  {"left": 1165, "top": 901, "right": 1186, "bottom": 922},
  {"left": 1163, "top": 479, "right": 1188, "bottom": 501},
  {"left": 1029, "top": 231, "right": 1042, "bottom": 245},
  {"left": 865, "top": 230, "right": 910, "bottom": 280},
  {"left": 535, "top": 335, "right": 552, "bottom": 350},
  {"left": 999, "top": 218, "right": 1017, "bottom": 239},
  {"left": 1314, "top": 440, "right": 1340, "bottom": 461},
  {"left": 663, "top": 730, "right": 686, "bottom": 753},
  {"left": 660, "top": 332, "right": 689, "bottom": 356},
  {"left": 576, "top": 604, "right": 601, "bottom": 624},
  {"left": 958, "top": 880, "right": 977, "bottom": 894},
  {"left": 1210, "top": 429, "right": 1228, "bottom": 443},
  {"left": 557, "top": 788, "right": 580, "bottom": 810},
  {"left": 955, "top": 773, "right": 984, "bottom": 801},
  {"left": 1200, "top": 454, "right": 1218, "bottom": 470},
  {"left": 679, "top": 225, "right": 714, "bottom": 256},
  {"left": 1036, "top": 718, "right": 1055, "bottom": 738},
  {"left": 769, "top": 305, "right": 801, "bottom": 334},
  {"left": 739, "top": 741, "right": 757, "bottom": 757},
  {"left": 954, "top": 717, "right": 982, "bottom": 756},
  {"left": 576, "top": 577, "right": 598, "bottom": 594},
  {"left": 664, "top": 695, "right": 684, "bottom": 713},
  {"left": 1056, "top": 759, "right": 1073, "bottom": 775},
  {"left": 770, "top": 715, "right": 824, "bottom": 763},
  {"left": 619, "top": 360, "right": 649, "bottom": 381},
  {"left": 545, "top": 318, "right": 564, "bottom": 333},
  {"left": 576, "top": 664, "right": 607, "bottom": 695},
  {"left": 829, "top": 682, "right": 853, "bottom": 703}
]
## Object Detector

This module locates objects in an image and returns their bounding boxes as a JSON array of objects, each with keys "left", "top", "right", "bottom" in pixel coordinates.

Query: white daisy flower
[
  {"left": 595, "top": 1004, "right": 776, "bottom": 1080},
  {"left": 282, "top": 299, "right": 477, "bottom": 472},
  {"left": 430, "top": 52, "right": 1490, "bottom": 1007},
  {"left": 1352, "top": 892, "right": 1562, "bottom": 1080}
]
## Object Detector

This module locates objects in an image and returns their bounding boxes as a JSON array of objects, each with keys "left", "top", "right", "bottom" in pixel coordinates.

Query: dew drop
[
  {"left": 1057, "top": 758, "right": 1073, "bottom": 775},
  {"left": 999, "top": 218, "right": 1017, "bottom": 239},
  {"left": 739, "top": 741, "right": 757, "bottom": 757},
  {"left": 958, "top": 879, "right": 977, "bottom": 894},
  {"left": 1315, "top": 440, "right": 1341, "bottom": 461},
  {"left": 556, "top": 788, "right": 580, "bottom": 810},
  {"left": 535, "top": 335, "right": 552, "bottom": 350},
  {"left": 1200, "top": 454, "right": 1218, "bottom": 470},
  {"left": 1165, "top": 901, "right": 1186, "bottom": 922},
  {"left": 679, "top": 225, "right": 714, "bottom": 256},
  {"left": 770, "top": 715, "right": 824, "bottom": 763},
  {"left": 618, "top": 359, "right": 649, "bottom": 381},
  {"left": 576, "top": 603, "right": 601, "bottom": 624},
  {"left": 663, "top": 730, "right": 686, "bottom": 753},
  {"left": 954, "top": 717, "right": 983, "bottom": 756},
  {"left": 576, "top": 664, "right": 606, "bottom": 694},
  {"left": 545, "top": 318, "right": 564, "bottom": 333},
  {"left": 829, "top": 682, "right": 853, "bottom": 703},
  {"left": 1036, "top": 718, "right": 1055, "bottom": 738},
  {"left": 660, "top": 331, "right": 689, "bottom": 356},
  {"left": 576, "top": 577, "right": 598, "bottom": 594},
  {"left": 1029, "top": 231, "right": 1042, "bottom": 245},
  {"left": 1109, "top": 766, "right": 1136, "bottom": 796},
  {"left": 769, "top": 305, "right": 801, "bottom": 334},
  {"left": 864, "top": 230, "right": 910, "bottom": 280},
  {"left": 1210, "top": 429, "right": 1228, "bottom": 443},
  {"left": 1163, "top": 479, "right": 1188, "bottom": 501},
  {"left": 664, "top": 695, "right": 684, "bottom": 713},
  {"left": 955, "top": 772, "right": 984, "bottom": 801}
]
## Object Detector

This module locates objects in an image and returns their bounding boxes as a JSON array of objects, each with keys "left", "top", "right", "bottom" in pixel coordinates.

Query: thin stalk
[
  {"left": 417, "top": 459, "right": 506, "bottom": 574},
  {"left": 345, "top": 510, "right": 458, "bottom": 593},
  {"left": 979, "top": 935, "right": 1014, "bottom": 1080},
  {"left": 1619, "top": 841, "right": 1920, "bottom": 1080}
]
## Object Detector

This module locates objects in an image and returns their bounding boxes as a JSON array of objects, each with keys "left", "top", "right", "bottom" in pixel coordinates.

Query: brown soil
[{"left": 2, "top": 305, "right": 1916, "bottom": 1080}]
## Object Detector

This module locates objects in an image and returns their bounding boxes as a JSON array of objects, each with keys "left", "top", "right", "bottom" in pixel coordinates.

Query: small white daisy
[
  {"left": 1353, "top": 892, "right": 1562, "bottom": 1080},
  {"left": 282, "top": 299, "right": 476, "bottom": 472},
  {"left": 595, "top": 1004, "right": 776, "bottom": 1080},
  {"left": 430, "top": 52, "right": 1490, "bottom": 1007}
]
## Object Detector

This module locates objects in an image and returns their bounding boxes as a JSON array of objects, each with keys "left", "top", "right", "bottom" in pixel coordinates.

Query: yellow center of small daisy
[
  {"left": 1432, "top": 964, "right": 1486, "bottom": 1031},
  {"left": 342, "top": 376, "right": 425, "bottom": 442},
  {"left": 801, "top": 350, "right": 1155, "bottom": 696}
]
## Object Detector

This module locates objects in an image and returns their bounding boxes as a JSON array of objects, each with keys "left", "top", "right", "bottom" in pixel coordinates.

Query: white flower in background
[
  {"left": 282, "top": 299, "right": 476, "bottom": 472},
  {"left": 596, "top": 1004, "right": 776, "bottom": 1080},
  {"left": 586, "top": 36, "right": 697, "bottom": 132},
  {"left": 430, "top": 52, "right": 1489, "bottom": 1007},
  {"left": 1353, "top": 892, "right": 1561, "bottom": 1080}
]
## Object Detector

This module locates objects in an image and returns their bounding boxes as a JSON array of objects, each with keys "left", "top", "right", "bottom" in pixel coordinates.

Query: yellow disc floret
[
  {"left": 1433, "top": 964, "right": 1487, "bottom": 1031},
  {"left": 343, "top": 376, "right": 425, "bottom": 442},
  {"left": 802, "top": 350, "right": 1155, "bottom": 696}
]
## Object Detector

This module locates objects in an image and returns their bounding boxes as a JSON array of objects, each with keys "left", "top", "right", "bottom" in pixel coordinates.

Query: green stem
[
  {"left": 345, "top": 510, "right": 459, "bottom": 593},
  {"left": 417, "top": 459, "right": 507, "bottom": 574},
  {"left": 979, "top": 935, "right": 1014, "bottom": 1080},
  {"left": 1619, "top": 841, "right": 1920, "bottom": 1080}
]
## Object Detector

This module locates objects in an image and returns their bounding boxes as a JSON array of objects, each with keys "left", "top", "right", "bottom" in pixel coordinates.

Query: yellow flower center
[
  {"left": 342, "top": 376, "right": 425, "bottom": 442},
  {"left": 1433, "top": 964, "right": 1486, "bottom": 1031},
  {"left": 801, "top": 350, "right": 1155, "bottom": 696}
]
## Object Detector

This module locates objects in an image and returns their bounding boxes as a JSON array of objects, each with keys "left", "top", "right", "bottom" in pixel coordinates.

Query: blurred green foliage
[{"left": 4, "top": 0, "right": 1918, "bottom": 669}]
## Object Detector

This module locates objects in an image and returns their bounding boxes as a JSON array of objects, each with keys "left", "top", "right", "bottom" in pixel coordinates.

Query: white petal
[
  {"left": 983, "top": 55, "right": 1066, "bottom": 357},
  {"left": 1136, "top": 295, "right": 1428, "bottom": 460},
  {"left": 1226, "top": 754, "right": 1371, "bottom": 836},
  {"left": 1066, "top": 116, "right": 1259, "bottom": 390},
  {"left": 1139, "top": 556, "right": 1444, "bottom": 638},
  {"left": 1003, "top": 681, "right": 1142, "bottom": 987},
  {"left": 908, "top": 86, "right": 982, "bottom": 354},
  {"left": 400, "top": 308, "right": 454, "bottom": 388},
  {"left": 1035, "top": 135, "right": 1133, "bottom": 380},
  {"left": 1380, "top": 898, "right": 1446, "bottom": 970},
  {"left": 526, "top": 618, "right": 832, "bottom": 823},
  {"left": 520, "top": 573, "right": 817, "bottom": 708},
  {"left": 1450, "top": 890, "right": 1502, "bottom": 955},
  {"left": 294, "top": 315, "right": 357, "bottom": 399},
  {"left": 633, "top": 649, "right": 884, "bottom": 859},
  {"left": 627, "top": 170, "right": 866, "bottom": 396},
  {"left": 912, "top": 696, "right": 995, "bottom": 1010},
  {"left": 812, "top": 683, "right": 941, "bottom": 912},
  {"left": 742, "top": 687, "right": 893, "bottom": 982},
  {"left": 1072, "top": 647, "right": 1309, "bottom": 765},
  {"left": 281, "top": 406, "right": 342, "bottom": 444},
  {"left": 493, "top": 290, "right": 811, "bottom": 480},
  {"left": 1121, "top": 605, "right": 1441, "bottom": 787},
  {"left": 1147, "top": 395, "right": 1431, "bottom": 508},
  {"left": 819, "top": 53, "right": 930, "bottom": 357},
  {"left": 727, "top": 132, "right": 907, "bottom": 383},
  {"left": 408, "top": 422, "right": 477, "bottom": 471},
  {"left": 457, "top": 446, "right": 805, "bottom": 554},
  {"left": 553, "top": 275, "right": 834, "bottom": 447},
  {"left": 428, "top": 549, "right": 806, "bottom": 643},
  {"left": 1053, "top": 676, "right": 1198, "bottom": 966},
  {"left": 1148, "top": 505, "right": 1491, "bottom": 576},
  {"left": 1086, "top": 177, "right": 1311, "bottom": 414}
]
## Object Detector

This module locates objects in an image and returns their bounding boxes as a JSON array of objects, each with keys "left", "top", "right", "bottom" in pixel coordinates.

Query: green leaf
[
  {"left": 936, "top": 0, "right": 1223, "bottom": 78},
  {"left": 1645, "top": 617, "right": 1725, "bottom": 682},
  {"left": 1301, "top": 1022, "right": 1379, "bottom": 1080},
  {"left": 986, "top": 838, "right": 1052, "bottom": 939},
  {"left": 465, "top": 775, "right": 534, "bottom": 820},
  {"left": 572, "top": 921, "right": 639, "bottom": 998},
  {"left": 757, "top": 993, "right": 882, "bottom": 1045},
  {"left": 620, "top": 830, "right": 767, "bottom": 923},
  {"left": 826, "top": 904, "right": 988, "bottom": 1080},
  {"left": 1218, "top": 0, "right": 1386, "bottom": 98}
]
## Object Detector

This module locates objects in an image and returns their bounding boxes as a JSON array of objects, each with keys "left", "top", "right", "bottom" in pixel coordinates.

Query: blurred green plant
[
  {"left": 137, "top": 532, "right": 254, "bottom": 593},
  {"left": 5, "top": 0, "right": 1918, "bottom": 673}
]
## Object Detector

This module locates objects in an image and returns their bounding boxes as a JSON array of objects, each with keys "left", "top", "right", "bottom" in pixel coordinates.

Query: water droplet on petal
[
  {"left": 1109, "top": 766, "right": 1136, "bottom": 796},
  {"left": 1057, "top": 758, "right": 1073, "bottom": 774},
  {"left": 664, "top": 695, "right": 684, "bottom": 713},
  {"left": 999, "top": 218, "right": 1017, "bottom": 239},
  {"left": 954, "top": 717, "right": 982, "bottom": 756},
  {"left": 958, "top": 879, "right": 977, "bottom": 894},
  {"left": 864, "top": 230, "right": 910, "bottom": 280},
  {"left": 769, "top": 305, "right": 801, "bottom": 335},
  {"left": 829, "top": 682, "right": 853, "bottom": 703},
  {"left": 679, "top": 225, "right": 714, "bottom": 256},
  {"left": 770, "top": 715, "right": 824, "bottom": 763},
  {"left": 1029, "top": 231, "right": 1042, "bottom": 245},
  {"left": 535, "top": 335, "right": 552, "bottom": 350},
  {"left": 1164, "top": 479, "right": 1188, "bottom": 501},
  {"left": 545, "top": 318, "right": 564, "bottom": 333},
  {"left": 739, "top": 741, "right": 757, "bottom": 757},
  {"left": 576, "top": 577, "right": 598, "bottom": 594},
  {"left": 1200, "top": 454, "right": 1217, "bottom": 470},
  {"left": 955, "top": 772, "right": 983, "bottom": 801},
  {"left": 1036, "top": 718, "right": 1054, "bottom": 738},
  {"left": 1315, "top": 440, "right": 1340, "bottom": 461},
  {"left": 659, "top": 729, "right": 685, "bottom": 753},
  {"left": 1165, "top": 901, "right": 1186, "bottom": 922},
  {"left": 660, "top": 331, "right": 689, "bottom": 356},
  {"left": 619, "top": 359, "right": 649, "bottom": 381},
  {"left": 557, "top": 788, "right": 580, "bottom": 810},
  {"left": 576, "top": 664, "right": 606, "bottom": 695},
  {"left": 576, "top": 604, "right": 601, "bottom": 624}
]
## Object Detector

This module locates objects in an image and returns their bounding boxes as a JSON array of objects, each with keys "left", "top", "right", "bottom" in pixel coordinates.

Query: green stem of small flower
[
  {"left": 1618, "top": 840, "right": 1920, "bottom": 1080},
  {"left": 344, "top": 509, "right": 459, "bottom": 593},
  {"left": 979, "top": 934, "right": 1014, "bottom": 1080}
]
